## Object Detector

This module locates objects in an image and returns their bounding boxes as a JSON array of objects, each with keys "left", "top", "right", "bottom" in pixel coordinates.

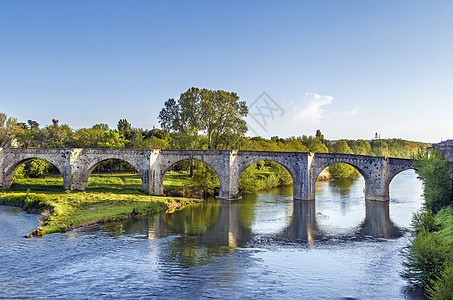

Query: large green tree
[{"left": 158, "top": 87, "right": 248, "bottom": 150}]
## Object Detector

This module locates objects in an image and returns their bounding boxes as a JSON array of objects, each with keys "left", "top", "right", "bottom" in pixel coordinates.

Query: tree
[
  {"left": 0, "top": 113, "right": 20, "bottom": 147},
  {"left": 315, "top": 129, "right": 324, "bottom": 144},
  {"left": 413, "top": 149, "right": 453, "bottom": 212},
  {"left": 158, "top": 87, "right": 248, "bottom": 150},
  {"left": 39, "top": 121, "right": 71, "bottom": 147},
  {"left": 329, "top": 140, "right": 359, "bottom": 178},
  {"left": 117, "top": 119, "right": 132, "bottom": 133},
  {"left": 97, "top": 130, "right": 126, "bottom": 148},
  {"left": 372, "top": 139, "right": 390, "bottom": 156},
  {"left": 199, "top": 89, "right": 248, "bottom": 149},
  {"left": 27, "top": 120, "right": 39, "bottom": 131}
]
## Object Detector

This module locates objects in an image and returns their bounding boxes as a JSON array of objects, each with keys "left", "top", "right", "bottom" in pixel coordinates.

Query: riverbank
[{"left": 0, "top": 174, "right": 201, "bottom": 237}]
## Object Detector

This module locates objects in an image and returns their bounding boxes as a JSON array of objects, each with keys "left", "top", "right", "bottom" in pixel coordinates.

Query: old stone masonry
[{"left": 0, "top": 148, "right": 414, "bottom": 201}]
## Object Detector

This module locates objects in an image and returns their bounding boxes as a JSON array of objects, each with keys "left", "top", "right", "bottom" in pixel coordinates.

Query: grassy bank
[
  {"left": 400, "top": 150, "right": 453, "bottom": 299},
  {"left": 0, "top": 174, "right": 200, "bottom": 237},
  {"left": 401, "top": 208, "right": 453, "bottom": 298}
]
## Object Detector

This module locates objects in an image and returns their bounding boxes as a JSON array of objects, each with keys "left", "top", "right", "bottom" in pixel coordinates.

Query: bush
[
  {"left": 0, "top": 193, "right": 53, "bottom": 212},
  {"left": 12, "top": 158, "right": 53, "bottom": 180},
  {"left": 426, "top": 262, "right": 453, "bottom": 300},
  {"left": 328, "top": 163, "right": 359, "bottom": 179},
  {"left": 412, "top": 209, "right": 441, "bottom": 234},
  {"left": 238, "top": 167, "right": 258, "bottom": 193},
  {"left": 401, "top": 230, "right": 453, "bottom": 288}
]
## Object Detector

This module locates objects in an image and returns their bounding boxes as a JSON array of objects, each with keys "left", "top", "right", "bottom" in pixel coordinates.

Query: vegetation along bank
[{"left": 401, "top": 149, "right": 453, "bottom": 299}]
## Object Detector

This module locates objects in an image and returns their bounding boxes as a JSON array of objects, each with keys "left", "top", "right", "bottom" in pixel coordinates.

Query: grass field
[
  {"left": 0, "top": 173, "right": 200, "bottom": 236},
  {"left": 1, "top": 168, "right": 293, "bottom": 236}
]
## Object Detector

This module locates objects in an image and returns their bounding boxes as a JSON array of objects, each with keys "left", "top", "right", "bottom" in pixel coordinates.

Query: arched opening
[
  {"left": 86, "top": 159, "right": 142, "bottom": 193},
  {"left": 237, "top": 160, "right": 294, "bottom": 234},
  {"left": 162, "top": 159, "right": 220, "bottom": 198},
  {"left": 315, "top": 163, "right": 364, "bottom": 198},
  {"left": 388, "top": 169, "right": 424, "bottom": 228},
  {"left": 314, "top": 162, "right": 366, "bottom": 236},
  {"left": 238, "top": 160, "right": 293, "bottom": 195},
  {"left": 8, "top": 158, "right": 64, "bottom": 192}
]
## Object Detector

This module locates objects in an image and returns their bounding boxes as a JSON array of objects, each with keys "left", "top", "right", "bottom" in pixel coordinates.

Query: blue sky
[{"left": 1, "top": 1, "right": 452, "bottom": 143}]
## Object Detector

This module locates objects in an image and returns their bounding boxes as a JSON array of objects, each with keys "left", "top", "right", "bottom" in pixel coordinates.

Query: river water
[{"left": 0, "top": 171, "right": 425, "bottom": 299}]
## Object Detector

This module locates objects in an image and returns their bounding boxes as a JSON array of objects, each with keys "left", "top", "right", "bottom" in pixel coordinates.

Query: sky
[{"left": 1, "top": 1, "right": 452, "bottom": 143}]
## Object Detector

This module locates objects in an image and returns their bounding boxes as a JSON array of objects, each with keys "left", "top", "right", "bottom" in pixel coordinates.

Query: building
[{"left": 430, "top": 140, "right": 453, "bottom": 163}]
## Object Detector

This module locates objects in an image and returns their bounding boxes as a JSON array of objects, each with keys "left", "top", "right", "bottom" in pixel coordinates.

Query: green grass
[
  {"left": 1, "top": 173, "right": 200, "bottom": 236},
  {"left": 163, "top": 171, "right": 195, "bottom": 190},
  {"left": 436, "top": 206, "right": 453, "bottom": 245},
  {"left": 1, "top": 168, "right": 292, "bottom": 236}
]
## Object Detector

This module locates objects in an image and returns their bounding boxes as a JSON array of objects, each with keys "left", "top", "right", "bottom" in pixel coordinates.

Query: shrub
[
  {"left": 238, "top": 167, "right": 258, "bottom": 193},
  {"left": 426, "top": 262, "right": 453, "bottom": 300},
  {"left": 412, "top": 209, "right": 441, "bottom": 234},
  {"left": 328, "top": 163, "right": 359, "bottom": 179},
  {"left": 401, "top": 230, "right": 453, "bottom": 288}
]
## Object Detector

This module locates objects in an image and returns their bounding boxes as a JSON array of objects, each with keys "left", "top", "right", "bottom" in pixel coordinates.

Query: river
[{"left": 0, "top": 170, "right": 425, "bottom": 299}]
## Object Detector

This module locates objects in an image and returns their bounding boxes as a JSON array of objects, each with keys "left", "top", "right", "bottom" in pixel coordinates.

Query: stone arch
[
  {"left": 236, "top": 157, "right": 297, "bottom": 186},
  {"left": 159, "top": 157, "right": 222, "bottom": 197},
  {"left": 313, "top": 158, "right": 370, "bottom": 183},
  {"left": 386, "top": 158, "right": 415, "bottom": 187},
  {"left": 2, "top": 156, "right": 66, "bottom": 190},
  {"left": 81, "top": 157, "right": 146, "bottom": 191},
  {"left": 310, "top": 154, "right": 381, "bottom": 201},
  {"left": 236, "top": 159, "right": 295, "bottom": 192},
  {"left": 233, "top": 152, "right": 301, "bottom": 200}
]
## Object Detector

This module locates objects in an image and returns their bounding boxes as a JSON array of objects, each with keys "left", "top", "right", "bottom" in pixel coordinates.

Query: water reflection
[
  {"left": 0, "top": 173, "right": 425, "bottom": 299},
  {"left": 105, "top": 189, "right": 407, "bottom": 254},
  {"left": 356, "top": 201, "right": 402, "bottom": 239},
  {"left": 76, "top": 176, "right": 417, "bottom": 270},
  {"left": 278, "top": 200, "right": 318, "bottom": 244}
]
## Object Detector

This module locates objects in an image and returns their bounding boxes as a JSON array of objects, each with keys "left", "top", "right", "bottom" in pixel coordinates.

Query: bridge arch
[
  {"left": 2, "top": 156, "right": 67, "bottom": 190},
  {"left": 232, "top": 151, "right": 303, "bottom": 200},
  {"left": 159, "top": 157, "right": 221, "bottom": 197},
  {"left": 81, "top": 156, "right": 147, "bottom": 192},
  {"left": 313, "top": 158, "right": 372, "bottom": 183},
  {"left": 237, "top": 159, "right": 294, "bottom": 194},
  {"left": 311, "top": 155, "right": 374, "bottom": 200},
  {"left": 386, "top": 158, "right": 416, "bottom": 187}
]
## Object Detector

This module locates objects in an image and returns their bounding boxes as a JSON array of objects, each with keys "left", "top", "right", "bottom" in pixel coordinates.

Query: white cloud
[{"left": 294, "top": 93, "right": 333, "bottom": 122}]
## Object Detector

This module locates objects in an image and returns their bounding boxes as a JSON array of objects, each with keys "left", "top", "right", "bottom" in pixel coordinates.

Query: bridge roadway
[{"left": 0, "top": 148, "right": 414, "bottom": 201}]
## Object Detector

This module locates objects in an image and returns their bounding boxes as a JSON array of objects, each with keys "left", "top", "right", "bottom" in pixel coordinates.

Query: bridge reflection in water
[{"left": 118, "top": 197, "right": 403, "bottom": 249}]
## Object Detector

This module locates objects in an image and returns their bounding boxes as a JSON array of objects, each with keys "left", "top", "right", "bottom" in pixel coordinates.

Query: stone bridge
[{"left": 0, "top": 148, "right": 414, "bottom": 201}]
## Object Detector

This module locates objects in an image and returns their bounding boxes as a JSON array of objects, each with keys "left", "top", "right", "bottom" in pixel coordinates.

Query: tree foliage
[
  {"left": 401, "top": 229, "right": 453, "bottom": 288},
  {"left": 0, "top": 113, "right": 20, "bottom": 147},
  {"left": 413, "top": 149, "right": 453, "bottom": 212},
  {"left": 158, "top": 87, "right": 248, "bottom": 150},
  {"left": 426, "top": 262, "right": 453, "bottom": 300}
]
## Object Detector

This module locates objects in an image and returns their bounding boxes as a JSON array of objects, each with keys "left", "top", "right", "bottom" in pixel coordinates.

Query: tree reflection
[
  {"left": 85, "top": 185, "right": 404, "bottom": 267},
  {"left": 142, "top": 200, "right": 252, "bottom": 267}
]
